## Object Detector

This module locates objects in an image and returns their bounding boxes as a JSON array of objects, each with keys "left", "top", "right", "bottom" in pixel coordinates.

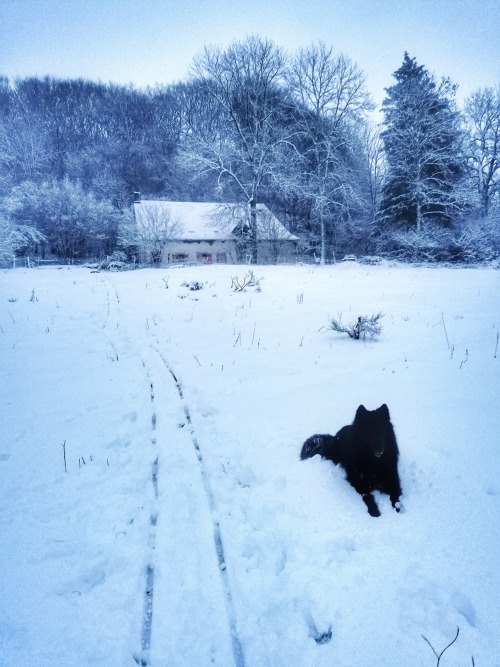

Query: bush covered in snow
[
  {"left": 328, "top": 312, "right": 384, "bottom": 340},
  {"left": 376, "top": 214, "right": 500, "bottom": 264},
  {"left": 0, "top": 214, "right": 45, "bottom": 267}
]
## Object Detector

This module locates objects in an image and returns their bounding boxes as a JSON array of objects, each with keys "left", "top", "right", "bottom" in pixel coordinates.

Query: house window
[
  {"left": 216, "top": 252, "right": 227, "bottom": 264},
  {"left": 172, "top": 253, "right": 189, "bottom": 264},
  {"left": 196, "top": 252, "right": 212, "bottom": 264}
]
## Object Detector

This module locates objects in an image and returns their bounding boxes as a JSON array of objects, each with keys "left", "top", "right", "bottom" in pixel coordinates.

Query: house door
[{"left": 196, "top": 253, "right": 212, "bottom": 264}]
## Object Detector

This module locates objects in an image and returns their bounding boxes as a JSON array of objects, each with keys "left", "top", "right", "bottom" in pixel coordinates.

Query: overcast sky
[{"left": 1, "top": 0, "right": 499, "bottom": 109}]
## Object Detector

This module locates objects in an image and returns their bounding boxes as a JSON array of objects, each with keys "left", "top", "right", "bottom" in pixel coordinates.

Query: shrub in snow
[
  {"left": 377, "top": 215, "right": 499, "bottom": 264},
  {"left": 379, "top": 223, "right": 450, "bottom": 263},
  {"left": 0, "top": 215, "right": 45, "bottom": 267},
  {"left": 182, "top": 280, "right": 204, "bottom": 291},
  {"left": 99, "top": 251, "right": 128, "bottom": 271},
  {"left": 358, "top": 255, "right": 383, "bottom": 265},
  {"left": 231, "top": 271, "right": 263, "bottom": 292},
  {"left": 328, "top": 312, "right": 384, "bottom": 340},
  {"left": 448, "top": 215, "right": 499, "bottom": 263},
  {"left": 5, "top": 179, "right": 121, "bottom": 261}
]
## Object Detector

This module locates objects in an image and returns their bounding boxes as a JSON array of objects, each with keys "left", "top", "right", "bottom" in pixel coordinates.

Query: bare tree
[
  {"left": 287, "top": 43, "right": 373, "bottom": 263},
  {"left": 0, "top": 79, "right": 52, "bottom": 188},
  {"left": 183, "top": 36, "right": 292, "bottom": 263},
  {"left": 288, "top": 44, "right": 372, "bottom": 126},
  {"left": 464, "top": 85, "right": 500, "bottom": 216},
  {"left": 255, "top": 206, "right": 296, "bottom": 262},
  {"left": 362, "top": 123, "right": 386, "bottom": 225},
  {"left": 125, "top": 202, "right": 184, "bottom": 264}
]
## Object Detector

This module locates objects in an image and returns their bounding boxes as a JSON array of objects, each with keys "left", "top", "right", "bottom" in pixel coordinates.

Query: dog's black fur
[{"left": 301, "top": 404, "right": 402, "bottom": 517}]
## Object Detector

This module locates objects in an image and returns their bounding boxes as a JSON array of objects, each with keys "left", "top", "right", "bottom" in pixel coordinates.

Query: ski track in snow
[{"left": 102, "top": 274, "right": 244, "bottom": 666}]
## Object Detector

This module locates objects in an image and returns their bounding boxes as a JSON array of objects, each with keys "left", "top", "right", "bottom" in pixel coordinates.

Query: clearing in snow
[{"left": 0, "top": 263, "right": 499, "bottom": 666}]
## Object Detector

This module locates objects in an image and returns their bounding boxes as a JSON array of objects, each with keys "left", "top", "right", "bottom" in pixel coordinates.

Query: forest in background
[{"left": 0, "top": 37, "right": 499, "bottom": 265}]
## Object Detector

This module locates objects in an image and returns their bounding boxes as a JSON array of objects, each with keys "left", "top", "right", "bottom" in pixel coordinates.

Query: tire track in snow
[
  {"left": 152, "top": 346, "right": 245, "bottom": 667},
  {"left": 99, "top": 275, "right": 121, "bottom": 360},
  {"left": 100, "top": 273, "right": 243, "bottom": 665},
  {"left": 97, "top": 274, "right": 160, "bottom": 666},
  {"left": 134, "top": 361, "right": 159, "bottom": 667}
]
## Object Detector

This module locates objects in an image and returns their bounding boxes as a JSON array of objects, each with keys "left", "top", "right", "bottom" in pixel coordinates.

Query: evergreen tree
[{"left": 380, "top": 53, "right": 464, "bottom": 230}]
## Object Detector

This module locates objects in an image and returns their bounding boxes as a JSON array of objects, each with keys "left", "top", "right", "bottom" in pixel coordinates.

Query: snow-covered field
[{"left": 1, "top": 262, "right": 499, "bottom": 667}]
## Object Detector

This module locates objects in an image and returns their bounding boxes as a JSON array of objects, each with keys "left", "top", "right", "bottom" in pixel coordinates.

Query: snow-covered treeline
[{"left": 0, "top": 39, "right": 499, "bottom": 264}]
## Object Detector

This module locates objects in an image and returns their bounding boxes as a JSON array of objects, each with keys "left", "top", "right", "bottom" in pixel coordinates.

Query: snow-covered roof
[{"left": 133, "top": 200, "right": 298, "bottom": 242}]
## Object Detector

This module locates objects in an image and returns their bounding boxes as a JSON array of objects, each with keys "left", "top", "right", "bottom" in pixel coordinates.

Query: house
[{"left": 133, "top": 199, "right": 299, "bottom": 265}]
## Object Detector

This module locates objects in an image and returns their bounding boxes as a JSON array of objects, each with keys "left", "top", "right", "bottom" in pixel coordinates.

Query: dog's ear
[
  {"left": 356, "top": 405, "right": 368, "bottom": 418},
  {"left": 379, "top": 403, "right": 390, "bottom": 418}
]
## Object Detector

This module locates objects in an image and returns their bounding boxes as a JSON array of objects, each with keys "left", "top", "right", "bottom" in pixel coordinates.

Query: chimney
[{"left": 133, "top": 191, "right": 141, "bottom": 204}]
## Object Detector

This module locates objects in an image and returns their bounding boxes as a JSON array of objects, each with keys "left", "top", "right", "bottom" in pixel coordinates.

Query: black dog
[{"left": 301, "top": 404, "right": 402, "bottom": 517}]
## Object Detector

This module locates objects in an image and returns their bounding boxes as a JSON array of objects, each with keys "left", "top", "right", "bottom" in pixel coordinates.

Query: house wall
[
  {"left": 157, "top": 239, "right": 298, "bottom": 266},
  {"left": 257, "top": 241, "right": 298, "bottom": 264},
  {"left": 161, "top": 240, "right": 238, "bottom": 266}
]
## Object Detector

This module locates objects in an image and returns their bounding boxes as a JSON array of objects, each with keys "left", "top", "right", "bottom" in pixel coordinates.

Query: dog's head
[{"left": 355, "top": 404, "right": 391, "bottom": 458}]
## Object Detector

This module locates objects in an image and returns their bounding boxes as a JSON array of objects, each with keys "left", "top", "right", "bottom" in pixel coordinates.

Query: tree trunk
[
  {"left": 249, "top": 198, "right": 258, "bottom": 264},
  {"left": 320, "top": 216, "right": 326, "bottom": 265},
  {"left": 481, "top": 185, "right": 490, "bottom": 218},
  {"left": 416, "top": 201, "right": 422, "bottom": 233}
]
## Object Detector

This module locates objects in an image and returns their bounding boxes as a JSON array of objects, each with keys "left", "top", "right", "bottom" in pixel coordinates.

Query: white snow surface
[{"left": 0, "top": 263, "right": 499, "bottom": 666}]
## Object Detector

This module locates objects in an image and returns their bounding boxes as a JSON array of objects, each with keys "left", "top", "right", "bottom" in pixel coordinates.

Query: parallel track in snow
[
  {"left": 152, "top": 347, "right": 245, "bottom": 667},
  {"left": 100, "top": 273, "right": 244, "bottom": 666}
]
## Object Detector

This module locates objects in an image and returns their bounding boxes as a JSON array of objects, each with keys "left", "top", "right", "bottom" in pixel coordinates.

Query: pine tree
[{"left": 380, "top": 53, "right": 464, "bottom": 230}]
